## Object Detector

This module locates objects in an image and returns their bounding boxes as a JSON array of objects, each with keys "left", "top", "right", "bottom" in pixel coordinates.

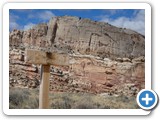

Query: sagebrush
[{"left": 9, "top": 88, "right": 139, "bottom": 109}]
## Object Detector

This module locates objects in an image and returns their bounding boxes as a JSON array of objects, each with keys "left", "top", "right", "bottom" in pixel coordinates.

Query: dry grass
[
  {"left": 9, "top": 88, "right": 39, "bottom": 109},
  {"left": 9, "top": 88, "right": 139, "bottom": 109}
]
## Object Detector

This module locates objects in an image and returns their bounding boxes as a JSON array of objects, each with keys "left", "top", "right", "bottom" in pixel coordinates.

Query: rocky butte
[{"left": 9, "top": 16, "right": 145, "bottom": 97}]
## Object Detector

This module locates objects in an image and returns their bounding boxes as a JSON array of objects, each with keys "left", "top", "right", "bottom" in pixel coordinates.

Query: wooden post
[
  {"left": 25, "top": 49, "right": 69, "bottom": 109},
  {"left": 39, "top": 65, "right": 50, "bottom": 109}
]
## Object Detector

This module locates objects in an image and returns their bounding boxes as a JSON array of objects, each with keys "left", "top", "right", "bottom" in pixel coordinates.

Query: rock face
[
  {"left": 9, "top": 48, "right": 40, "bottom": 88},
  {"left": 10, "top": 16, "right": 145, "bottom": 58},
  {"left": 9, "top": 16, "right": 145, "bottom": 97}
]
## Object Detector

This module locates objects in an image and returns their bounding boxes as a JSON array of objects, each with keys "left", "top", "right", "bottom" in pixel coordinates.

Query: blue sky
[{"left": 9, "top": 9, "right": 145, "bottom": 35}]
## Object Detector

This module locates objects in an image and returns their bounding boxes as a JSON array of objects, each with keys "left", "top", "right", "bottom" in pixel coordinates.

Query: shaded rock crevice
[{"left": 47, "top": 17, "right": 58, "bottom": 46}]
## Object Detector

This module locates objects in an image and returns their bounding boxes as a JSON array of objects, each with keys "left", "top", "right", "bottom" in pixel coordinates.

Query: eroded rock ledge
[{"left": 9, "top": 16, "right": 145, "bottom": 97}]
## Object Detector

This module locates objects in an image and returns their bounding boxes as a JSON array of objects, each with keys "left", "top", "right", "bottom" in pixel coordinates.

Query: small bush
[
  {"left": 9, "top": 88, "right": 30, "bottom": 108},
  {"left": 9, "top": 88, "right": 39, "bottom": 109},
  {"left": 50, "top": 93, "right": 72, "bottom": 109}
]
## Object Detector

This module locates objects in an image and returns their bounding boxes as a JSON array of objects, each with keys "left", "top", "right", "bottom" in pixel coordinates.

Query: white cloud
[
  {"left": 28, "top": 14, "right": 34, "bottom": 19},
  {"left": 10, "top": 22, "right": 20, "bottom": 31},
  {"left": 107, "top": 10, "right": 117, "bottom": 15},
  {"left": 9, "top": 13, "right": 19, "bottom": 22},
  {"left": 9, "top": 13, "right": 21, "bottom": 31},
  {"left": 23, "top": 23, "right": 36, "bottom": 30},
  {"left": 27, "top": 10, "right": 56, "bottom": 22},
  {"left": 38, "top": 10, "right": 55, "bottom": 21},
  {"left": 9, "top": 10, "right": 56, "bottom": 31},
  {"left": 24, "top": 10, "right": 55, "bottom": 30},
  {"left": 103, "top": 9, "right": 124, "bottom": 15},
  {"left": 100, "top": 10, "right": 145, "bottom": 35}
]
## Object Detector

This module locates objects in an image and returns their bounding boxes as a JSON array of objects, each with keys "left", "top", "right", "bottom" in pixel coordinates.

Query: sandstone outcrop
[
  {"left": 10, "top": 16, "right": 145, "bottom": 58},
  {"left": 9, "top": 16, "right": 145, "bottom": 97}
]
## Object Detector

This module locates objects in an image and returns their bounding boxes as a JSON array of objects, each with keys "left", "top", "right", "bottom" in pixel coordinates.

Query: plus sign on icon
[
  {"left": 137, "top": 89, "right": 158, "bottom": 110},
  {"left": 142, "top": 93, "right": 153, "bottom": 105}
]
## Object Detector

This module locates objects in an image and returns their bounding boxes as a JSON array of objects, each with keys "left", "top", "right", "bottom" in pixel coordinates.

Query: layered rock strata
[{"left": 9, "top": 16, "right": 145, "bottom": 97}]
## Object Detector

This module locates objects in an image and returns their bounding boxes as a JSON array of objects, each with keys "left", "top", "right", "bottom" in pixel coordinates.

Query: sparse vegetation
[
  {"left": 9, "top": 88, "right": 139, "bottom": 109},
  {"left": 9, "top": 88, "right": 39, "bottom": 109}
]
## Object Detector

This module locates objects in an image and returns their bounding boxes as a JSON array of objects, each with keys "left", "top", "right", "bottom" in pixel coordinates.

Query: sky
[{"left": 9, "top": 9, "right": 145, "bottom": 35}]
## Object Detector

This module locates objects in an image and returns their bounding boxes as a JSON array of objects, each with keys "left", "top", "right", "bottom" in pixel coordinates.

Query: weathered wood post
[
  {"left": 25, "top": 49, "right": 69, "bottom": 109},
  {"left": 39, "top": 65, "right": 50, "bottom": 109}
]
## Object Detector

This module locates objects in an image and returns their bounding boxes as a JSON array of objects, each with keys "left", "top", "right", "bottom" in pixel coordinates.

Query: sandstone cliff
[
  {"left": 10, "top": 16, "right": 145, "bottom": 58},
  {"left": 9, "top": 16, "right": 145, "bottom": 97}
]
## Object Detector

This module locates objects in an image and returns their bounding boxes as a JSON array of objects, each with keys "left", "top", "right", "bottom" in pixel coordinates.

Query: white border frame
[{"left": 3, "top": 2, "right": 151, "bottom": 115}]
